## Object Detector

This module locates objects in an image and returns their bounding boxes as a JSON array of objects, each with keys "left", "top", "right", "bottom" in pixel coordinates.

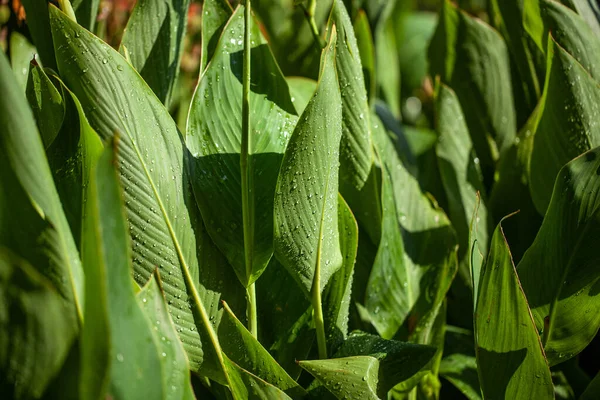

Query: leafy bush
[{"left": 2, "top": 0, "right": 600, "bottom": 399}]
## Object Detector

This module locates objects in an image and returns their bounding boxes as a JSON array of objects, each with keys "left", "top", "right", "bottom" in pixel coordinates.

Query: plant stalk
[
  {"left": 312, "top": 276, "right": 328, "bottom": 359},
  {"left": 300, "top": 0, "right": 325, "bottom": 49},
  {"left": 241, "top": 0, "right": 258, "bottom": 338}
]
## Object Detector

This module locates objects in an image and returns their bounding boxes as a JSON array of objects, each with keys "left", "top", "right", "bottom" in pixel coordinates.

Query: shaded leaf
[
  {"left": 439, "top": 354, "right": 481, "bottom": 400},
  {"left": 200, "top": 0, "right": 232, "bottom": 71},
  {"left": 71, "top": 0, "right": 100, "bottom": 31}
]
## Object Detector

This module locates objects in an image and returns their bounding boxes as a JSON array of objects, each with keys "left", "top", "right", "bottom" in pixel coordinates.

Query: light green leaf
[
  {"left": 26, "top": 62, "right": 65, "bottom": 148},
  {"left": 287, "top": 76, "right": 317, "bottom": 115},
  {"left": 323, "top": 195, "right": 359, "bottom": 352},
  {"left": 301, "top": 356, "right": 380, "bottom": 400},
  {"left": 0, "top": 49, "right": 83, "bottom": 324},
  {"left": 529, "top": 37, "right": 600, "bottom": 213},
  {"left": 137, "top": 272, "right": 195, "bottom": 400},
  {"left": 49, "top": 6, "right": 245, "bottom": 386},
  {"left": 565, "top": 0, "right": 600, "bottom": 38},
  {"left": 80, "top": 141, "right": 164, "bottom": 400},
  {"left": 429, "top": 0, "right": 516, "bottom": 176},
  {"left": 9, "top": 32, "right": 37, "bottom": 91},
  {"left": 224, "top": 358, "right": 294, "bottom": 400},
  {"left": 187, "top": 5, "right": 298, "bottom": 287},
  {"left": 273, "top": 27, "right": 343, "bottom": 297},
  {"left": 0, "top": 249, "right": 76, "bottom": 400},
  {"left": 353, "top": 10, "right": 375, "bottom": 104},
  {"left": 519, "top": 146, "right": 600, "bottom": 365},
  {"left": 218, "top": 302, "right": 307, "bottom": 397},
  {"left": 375, "top": 21, "right": 400, "bottom": 118},
  {"left": 200, "top": 0, "right": 233, "bottom": 72},
  {"left": 475, "top": 220, "right": 553, "bottom": 399},
  {"left": 120, "top": 0, "right": 191, "bottom": 105},
  {"left": 330, "top": 0, "right": 373, "bottom": 191}
]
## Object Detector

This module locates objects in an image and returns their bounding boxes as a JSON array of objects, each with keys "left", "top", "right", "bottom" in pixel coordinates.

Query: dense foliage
[{"left": 2, "top": 0, "right": 600, "bottom": 399}]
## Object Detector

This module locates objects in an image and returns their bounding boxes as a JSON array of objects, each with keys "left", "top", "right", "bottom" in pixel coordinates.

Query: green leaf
[
  {"left": 224, "top": 358, "right": 294, "bottom": 400},
  {"left": 323, "top": 195, "right": 359, "bottom": 352},
  {"left": 434, "top": 83, "right": 489, "bottom": 272},
  {"left": 273, "top": 27, "right": 343, "bottom": 297},
  {"left": 529, "top": 37, "right": 600, "bottom": 213},
  {"left": 71, "top": 0, "right": 100, "bottom": 31},
  {"left": 9, "top": 32, "right": 37, "bottom": 91},
  {"left": 301, "top": 356, "right": 380, "bottom": 399},
  {"left": 137, "top": 273, "right": 195, "bottom": 400},
  {"left": 335, "top": 331, "right": 437, "bottom": 394},
  {"left": 565, "top": 0, "right": 600, "bottom": 38},
  {"left": 287, "top": 76, "right": 318, "bottom": 115},
  {"left": 26, "top": 61, "right": 65, "bottom": 148},
  {"left": 0, "top": 249, "right": 76, "bottom": 400},
  {"left": 330, "top": 0, "right": 374, "bottom": 191},
  {"left": 218, "top": 301, "right": 306, "bottom": 397},
  {"left": 80, "top": 141, "right": 164, "bottom": 400},
  {"left": 474, "top": 220, "right": 553, "bottom": 399},
  {"left": 200, "top": 0, "right": 233, "bottom": 71},
  {"left": 20, "top": 0, "right": 57, "bottom": 69},
  {"left": 120, "top": 0, "right": 191, "bottom": 105},
  {"left": 0, "top": 49, "right": 83, "bottom": 323},
  {"left": 519, "top": 146, "right": 600, "bottom": 365},
  {"left": 375, "top": 20, "right": 400, "bottom": 118},
  {"left": 581, "top": 371, "right": 600, "bottom": 400},
  {"left": 439, "top": 354, "right": 481, "bottom": 400},
  {"left": 353, "top": 10, "right": 375, "bottom": 104},
  {"left": 187, "top": 5, "right": 298, "bottom": 287},
  {"left": 49, "top": 5, "right": 245, "bottom": 386},
  {"left": 428, "top": 0, "right": 516, "bottom": 177}
]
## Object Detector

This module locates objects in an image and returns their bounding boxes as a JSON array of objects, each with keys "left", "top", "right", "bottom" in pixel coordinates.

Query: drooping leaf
[
  {"left": 474, "top": 220, "right": 553, "bottom": 399},
  {"left": 200, "top": 0, "right": 232, "bottom": 71},
  {"left": 26, "top": 61, "right": 65, "bottom": 148},
  {"left": 49, "top": 6, "right": 245, "bottom": 386},
  {"left": 80, "top": 141, "right": 164, "bottom": 400},
  {"left": 137, "top": 272, "right": 195, "bottom": 400},
  {"left": 0, "top": 49, "right": 83, "bottom": 324},
  {"left": 434, "top": 83, "right": 489, "bottom": 273},
  {"left": 519, "top": 146, "right": 600, "bottom": 365},
  {"left": 529, "top": 37, "right": 600, "bottom": 213},
  {"left": 120, "top": 0, "right": 191, "bottom": 105},
  {"left": 330, "top": 0, "right": 373, "bottom": 191},
  {"left": 218, "top": 301, "right": 306, "bottom": 397},
  {"left": 322, "top": 195, "right": 359, "bottom": 353},
  {"left": 9, "top": 32, "right": 37, "bottom": 91},
  {"left": 273, "top": 27, "right": 343, "bottom": 297},
  {"left": 187, "top": 5, "right": 298, "bottom": 287},
  {"left": 0, "top": 249, "right": 75, "bottom": 400},
  {"left": 429, "top": 0, "right": 516, "bottom": 180}
]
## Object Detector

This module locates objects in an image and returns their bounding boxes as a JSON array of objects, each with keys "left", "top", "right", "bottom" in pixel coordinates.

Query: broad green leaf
[
  {"left": 273, "top": 27, "right": 343, "bottom": 297},
  {"left": 49, "top": 6, "right": 245, "bottom": 385},
  {"left": 434, "top": 83, "right": 488, "bottom": 272},
  {"left": 26, "top": 62, "right": 65, "bottom": 148},
  {"left": 20, "top": 0, "right": 56, "bottom": 69},
  {"left": 42, "top": 73, "right": 103, "bottom": 252},
  {"left": 525, "top": 0, "right": 600, "bottom": 82},
  {"left": 439, "top": 354, "right": 481, "bottom": 400},
  {"left": 323, "top": 195, "right": 359, "bottom": 353},
  {"left": 301, "top": 356, "right": 380, "bottom": 399},
  {"left": 0, "top": 249, "right": 75, "bottom": 400},
  {"left": 137, "top": 273, "right": 195, "bottom": 400},
  {"left": 287, "top": 76, "right": 317, "bottom": 115},
  {"left": 200, "top": 0, "right": 232, "bottom": 71},
  {"left": 364, "top": 120, "right": 456, "bottom": 339},
  {"left": 475, "top": 220, "right": 553, "bottom": 399},
  {"left": 187, "top": 5, "right": 298, "bottom": 287},
  {"left": 353, "top": 10, "right": 375, "bottom": 104},
  {"left": 218, "top": 301, "right": 306, "bottom": 397},
  {"left": 529, "top": 37, "right": 600, "bottom": 213},
  {"left": 70, "top": 0, "right": 99, "bottom": 30},
  {"left": 330, "top": 0, "right": 373, "bottom": 191},
  {"left": 565, "top": 0, "right": 600, "bottom": 37},
  {"left": 120, "top": 0, "right": 191, "bottom": 104},
  {"left": 0, "top": 50, "right": 83, "bottom": 323},
  {"left": 9, "top": 32, "right": 37, "bottom": 91},
  {"left": 224, "top": 358, "right": 294, "bottom": 400},
  {"left": 335, "top": 331, "right": 436, "bottom": 394},
  {"left": 80, "top": 142, "right": 163, "bottom": 400},
  {"left": 519, "top": 146, "right": 600, "bottom": 365},
  {"left": 429, "top": 0, "right": 516, "bottom": 177}
]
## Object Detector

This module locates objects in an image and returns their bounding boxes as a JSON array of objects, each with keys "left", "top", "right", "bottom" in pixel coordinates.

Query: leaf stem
[
  {"left": 241, "top": 0, "right": 258, "bottom": 337},
  {"left": 300, "top": 0, "right": 325, "bottom": 49},
  {"left": 312, "top": 274, "right": 328, "bottom": 359}
]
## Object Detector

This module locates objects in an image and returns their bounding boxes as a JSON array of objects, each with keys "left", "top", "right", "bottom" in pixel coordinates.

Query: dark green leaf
[
  {"left": 20, "top": 0, "right": 56, "bottom": 69},
  {"left": 439, "top": 354, "right": 481, "bottom": 400},
  {"left": 200, "top": 0, "right": 232, "bottom": 71},
  {"left": 71, "top": 0, "right": 100, "bottom": 31}
]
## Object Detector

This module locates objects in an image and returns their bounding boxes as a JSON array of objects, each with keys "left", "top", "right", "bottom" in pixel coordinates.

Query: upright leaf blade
[
  {"left": 121, "top": 0, "right": 191, "bottom": 104},
  {"left": 200, "top": 0, "right": 233, "bottom": 71},
  {"left": 475, "top": 220, "right": 553, "bottom": 399},
  {"left": 187, "top": 5, "right": 298, "bottom": 287}
]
